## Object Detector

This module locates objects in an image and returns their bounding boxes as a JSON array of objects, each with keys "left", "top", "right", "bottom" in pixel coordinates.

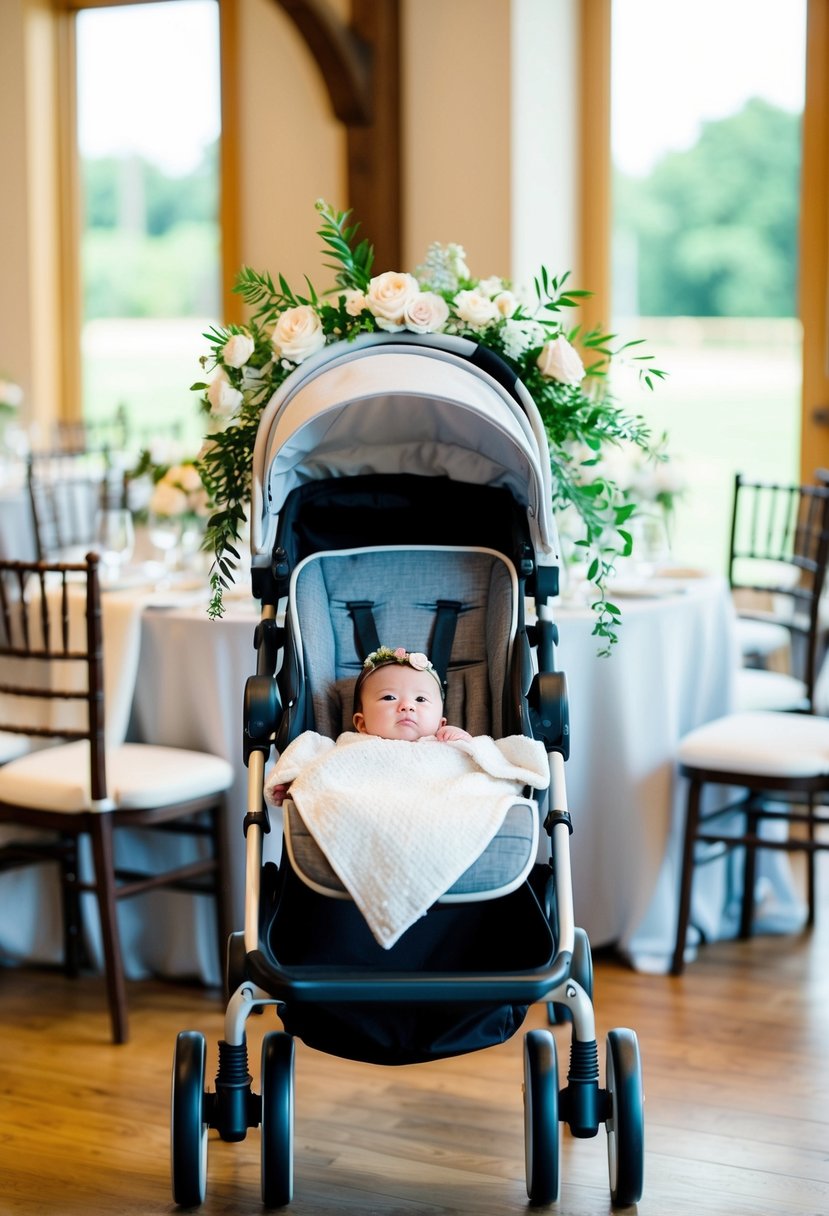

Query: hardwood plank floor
[{"left": 2, "top": 868, "right": 829, "bottom": 1216}]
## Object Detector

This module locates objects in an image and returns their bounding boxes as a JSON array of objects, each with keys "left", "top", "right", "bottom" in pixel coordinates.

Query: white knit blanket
[{"left": 266, "top": 731, "right": 549, "bottom": 948}]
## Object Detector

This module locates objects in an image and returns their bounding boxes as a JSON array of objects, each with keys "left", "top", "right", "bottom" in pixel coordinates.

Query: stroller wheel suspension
[
  {"left": 171, "top": 1031, "right": 209, "bottom": 1207},
  {"left": 523, "top": 1028, "right": 560, "bottom": 1205},
  {"left": 605, "top": 1027, "right": 645, "bottom": 1207},
  {"left": 260, "top": 1031, "right": 295, "bottom": 1208}
]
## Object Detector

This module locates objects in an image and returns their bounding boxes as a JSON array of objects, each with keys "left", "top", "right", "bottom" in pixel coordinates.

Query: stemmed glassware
[{"left": 94, "top": 508, "right": 135, "bottom": 582}]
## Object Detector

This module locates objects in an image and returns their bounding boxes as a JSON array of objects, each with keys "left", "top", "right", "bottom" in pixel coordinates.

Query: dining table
[{"left": 0, "top": 557, "right": 808, "bottom": 990}]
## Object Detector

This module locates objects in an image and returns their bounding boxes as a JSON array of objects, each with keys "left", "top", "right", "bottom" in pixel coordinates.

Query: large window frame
[
  {"left": 579, "top": 0, "right": 829, "bottom": 481},
  {"left": 51, "top": 0, "right": 239, "bottom": 427}
]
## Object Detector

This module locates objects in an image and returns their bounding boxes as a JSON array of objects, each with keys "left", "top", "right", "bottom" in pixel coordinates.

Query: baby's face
[{"left": 353, "top": 665, "right": 446, "bottom": 740}]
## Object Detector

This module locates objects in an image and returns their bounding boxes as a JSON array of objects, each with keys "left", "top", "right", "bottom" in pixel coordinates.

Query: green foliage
[
  {"left": 615, "top": 98, "right": 800, "bottom": 318},
  {"left": 195, "top": 201, "right": 667, "bottom": 651},
  {"left": 82, "top": 222, "right": 220, "bottom": 319}
]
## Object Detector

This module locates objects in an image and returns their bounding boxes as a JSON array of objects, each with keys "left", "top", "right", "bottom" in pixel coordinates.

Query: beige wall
[{"left": 0, "top": 0, "right": 579, "bottom": 427}]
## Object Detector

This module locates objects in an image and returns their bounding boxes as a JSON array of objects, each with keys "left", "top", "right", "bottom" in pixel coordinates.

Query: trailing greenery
[{"left": 193, "top": 200, "right": 667, "bottom": 649}]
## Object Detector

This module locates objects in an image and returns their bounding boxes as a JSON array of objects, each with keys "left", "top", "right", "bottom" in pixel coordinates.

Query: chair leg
[
  {"left": 209, "top": 804, "right": 232, "bottom": 984},
  {"left": 671, "top": 777, "right": 702, "bottom": 976},
  {"left": 738, "top": 800, "right": 760, "bottom": 940},
  {"left": 89, "top": 815, "right": 129, "bottom": 1045},
  {"left": 60, "top": 834, "right": 85, "bottom": 977},
  {"left": 806, "top": 794, "right": 817, "bottom": 928}
]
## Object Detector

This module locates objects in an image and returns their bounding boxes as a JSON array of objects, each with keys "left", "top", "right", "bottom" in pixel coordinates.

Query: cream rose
[
  {"left": 342, "top": 289, "right": 368, "bottom": 317},
  {"left": 493, "top": 290, "right": 518, "bottom": 319},
  {"left": 206, "top": 370, "right": 243, "bottom": 418},
  {"left": 271, "top": 305, "right": 326, "bottom": 363},
  {"left": 366, "top": 271, "right": 420, "bottom": 331},
  {"left": 222, "top": 332, "right": 255, "bottom": 369},
  {"left": 167, "top": 463, "right": 203, "bottom": 494},
  {"left": 149, "top": 481, "right": 189, "bottom": 518},
  {"left": 403, "top": 291, "right": 449, "bottom": 334},
  {"left": 453, "top": 289, "right": 499, "bottom": 329},
  {"left": 537, "top": 335, "right": 586, "bottom": 385}
]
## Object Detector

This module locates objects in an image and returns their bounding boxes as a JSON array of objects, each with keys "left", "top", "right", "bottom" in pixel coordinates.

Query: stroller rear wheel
[
  {"left": 171, "top": 1030, "right": 208, "bottom": 1207},
  {"left": 260, "top": 1031, "right": 295, "bottom": 1208},
  {"left": 523, "top": 1028, "right": 560, "bottom": 1204},
  {"left": 605, "top": 1027, "right": 644, "bottom": 1207}
]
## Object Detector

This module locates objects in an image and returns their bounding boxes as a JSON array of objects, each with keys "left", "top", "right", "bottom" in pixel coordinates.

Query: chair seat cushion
[
  {"left": 678, "top": 710, "right": 829, "bottom": 778},
  {"left": 735, "top": 616, "right": 791, "bottom": 658},
  {"left": 734, "top": 667, "right": 809, "bottom": 713},
  {"left": 0, "top": 732, "right": 31, "bottom": 764},
  {"left": 0, "top": 740, "right": 234, "bottom": 812}
]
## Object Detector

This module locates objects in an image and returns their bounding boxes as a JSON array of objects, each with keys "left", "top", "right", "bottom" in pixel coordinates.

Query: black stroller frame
[{"left": 170, "top": 333, "right": 644, "bottom": 1209}]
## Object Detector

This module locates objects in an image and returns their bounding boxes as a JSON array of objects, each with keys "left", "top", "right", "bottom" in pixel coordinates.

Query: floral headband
[{"left": 354, "top": 646, "right": 444, "bottom": 702}]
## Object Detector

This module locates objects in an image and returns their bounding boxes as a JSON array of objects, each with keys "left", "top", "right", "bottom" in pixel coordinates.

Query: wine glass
[
  {"left": 147, "top": 513, "right": 182, "bottom": 583},
  {"left": 94, "top": 508, "right": 135, "bottom": 582}
]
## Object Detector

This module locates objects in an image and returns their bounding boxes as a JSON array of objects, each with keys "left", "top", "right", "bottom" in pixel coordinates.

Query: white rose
[
  {"left": 149, "top": 481, "right": 189, "bottom": 517},
  {"left": 453, "top": 289, "right": 499, "bottom": 329},
  {"left": 342, "top": 289, "right": 368, "bottom": 317},
  {"left": 403, "top": 291, "right": 449, "bottom": 334},
  {"left": 493, "top": 290, "right": 518, "bottom": 319},
  {"left": 271, "top": 305, "right": 326, "bottom": 363},
  {"left": 478, "top": 276, "right": 505, "bottom": 298},
  {"left": 206, "top": 369, "right": 243, "bottom": 418},
  {"left": 367, "top": 271, "right": 420, "bottom": 331},
  {"left": 537, "top": 336, "right": 586, "bottom": 385},
  {"left": 222, "top": 332, "right": 255, "bottom": 368}
]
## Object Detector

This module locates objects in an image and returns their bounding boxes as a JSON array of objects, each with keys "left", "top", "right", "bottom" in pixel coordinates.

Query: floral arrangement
[
  {"left": 129, "top": 446, "right": 210, "bottom": 523},
  {"left": 193, "top": 200, "right": 667, "bottom": 650}
]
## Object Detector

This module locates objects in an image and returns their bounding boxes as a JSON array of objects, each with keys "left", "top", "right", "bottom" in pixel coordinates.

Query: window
[
  {"left": 74, "top": 0, "right": 221, "bottom": 453},
  {"left": 609, "top": 0, "right": 807, "bottom": 572}
]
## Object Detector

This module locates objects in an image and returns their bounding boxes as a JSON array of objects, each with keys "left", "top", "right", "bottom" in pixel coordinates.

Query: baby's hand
[
  {"left": 265, "top": 780, "right": 291, "bottom": 806},
  {"left": 435, "top": 724, "right": 472, "bottom": 742}
]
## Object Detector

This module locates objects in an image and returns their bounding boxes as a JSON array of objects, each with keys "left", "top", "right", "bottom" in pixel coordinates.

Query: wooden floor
[{"left": 2, "top": 874, "right": 829, "bottom": 1216}]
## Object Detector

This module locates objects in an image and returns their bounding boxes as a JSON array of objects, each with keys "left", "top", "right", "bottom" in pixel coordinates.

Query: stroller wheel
[
  {"left": 523, "top": 1028, "right": 560, "bottom": 1205},
  {"left": 171, "top": 1031, "right": 208, "bottom": 1207},
  {"left": 549, "top": 926, "right": 593, "bottom": 1024},
  {"left": 260, "top": 1031, "right": 295, "bottom": 1208},
  {"left": 605, "top": 1027, "right": 644, "bottom": 1207}
]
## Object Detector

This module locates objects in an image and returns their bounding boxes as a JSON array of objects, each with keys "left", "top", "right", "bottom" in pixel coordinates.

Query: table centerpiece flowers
[{"left": 192, "top": 199, "right": 668, "bottom": 651}]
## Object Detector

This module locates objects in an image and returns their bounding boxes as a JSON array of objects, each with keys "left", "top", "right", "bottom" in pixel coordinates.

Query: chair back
[
  {"left": 0, "top": 555, "right": 106, "bottom": 799},
  {"left": 26, "top": 448, "right": 119, "bottom": 561},
  {"left": 728, "top": 473, "right": 829, "bottom": 706}
]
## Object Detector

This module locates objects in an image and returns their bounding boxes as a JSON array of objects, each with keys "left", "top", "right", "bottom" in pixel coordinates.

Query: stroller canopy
[{"left": 250, "top": 332, "right": 560, "bottom": 567}]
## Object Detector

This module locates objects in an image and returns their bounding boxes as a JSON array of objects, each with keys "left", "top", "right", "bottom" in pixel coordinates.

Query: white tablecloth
[
  {"left": 0, "top": 571, "right": 806, "bottom": 986},
  {"left": 554, "top": 574, "right": 805, "bottom": 970}
]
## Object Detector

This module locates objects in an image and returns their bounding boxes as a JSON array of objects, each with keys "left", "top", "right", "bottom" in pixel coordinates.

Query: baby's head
[{"left": 352, "top": 646, "right": 445, "bottom": 740}]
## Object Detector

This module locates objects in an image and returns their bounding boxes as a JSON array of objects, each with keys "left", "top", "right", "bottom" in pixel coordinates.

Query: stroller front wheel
[
  {"left": 171, "top": 1030, "right": 208, "bottom": 1207},
  {"left": 523, "top": 1028, "right": 560, "bottom": 1204},
  {"left": 605, "top": 1027, "right": 644, "bottom": 1207},
  {"left": 261, "top": 1031, "right": 295, "bottom": 1208}
]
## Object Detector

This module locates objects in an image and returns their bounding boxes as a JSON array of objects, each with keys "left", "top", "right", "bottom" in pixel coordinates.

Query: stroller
[{"left": 170, "top": 331, "right": 645, "bottom": 1208}]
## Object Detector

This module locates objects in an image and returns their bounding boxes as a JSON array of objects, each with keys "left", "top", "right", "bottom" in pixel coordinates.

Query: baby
[{"left": 266, "top": 646, "right": 470, "bottom": 806}]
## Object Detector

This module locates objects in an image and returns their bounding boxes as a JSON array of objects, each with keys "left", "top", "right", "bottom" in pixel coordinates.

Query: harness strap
[
  {"left": 430, "top": 600, "right": 463, "bottom": 687},
  {"left": 347, "top": 601, "right": 381, "bottom": 660}
]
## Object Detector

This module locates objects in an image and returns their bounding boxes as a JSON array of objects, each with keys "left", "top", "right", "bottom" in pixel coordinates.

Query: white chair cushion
[
  {"left": 0, "top": 731, "right": 30, "bottom": 764},
  {"left": 734, "top": 667, "right": 809, "bottom": 713},
  {"left": 678, "top": 710, "right": 829, "bottom": 778},
  {"left": 735, "top": 616, "right": 791, "bottom": 659},
  {"left": 0, "top": 740, "right": 234, "bottom": 812}
]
